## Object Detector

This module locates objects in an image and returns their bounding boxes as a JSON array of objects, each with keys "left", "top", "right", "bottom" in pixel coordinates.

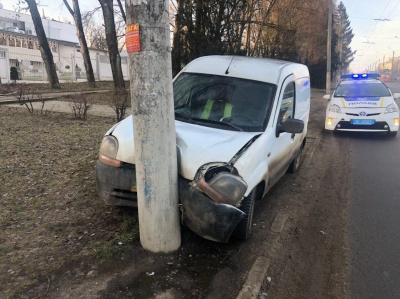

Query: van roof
[{"left": 181, "top": 55, "right": 309, "bottom": 85}]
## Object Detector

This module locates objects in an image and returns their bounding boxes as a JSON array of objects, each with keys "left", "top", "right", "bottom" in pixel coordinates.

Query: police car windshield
[
  {"left": 173, "top": 72, "right": 276, "bottom": 132},
  {"left": 334, "top": 81, "right": 391, "bottom": 98}
]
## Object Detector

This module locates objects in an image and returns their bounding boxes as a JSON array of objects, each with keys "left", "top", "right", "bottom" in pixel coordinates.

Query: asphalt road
[{"left": 347, "top": 81, "right": 400, "bottom": 299}]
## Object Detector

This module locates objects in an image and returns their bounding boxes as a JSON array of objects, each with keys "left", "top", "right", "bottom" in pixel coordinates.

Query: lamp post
[
  {"left": 389, "top": 47, "right": 395, "bottom": 81},
  {"left": 326, "top": 0, "right": 332, "bottom": 94}
]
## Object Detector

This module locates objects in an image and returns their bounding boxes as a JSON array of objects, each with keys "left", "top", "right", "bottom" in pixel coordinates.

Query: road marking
[{"left": 236, "top": 257, "right": 271, "bottom": 299}]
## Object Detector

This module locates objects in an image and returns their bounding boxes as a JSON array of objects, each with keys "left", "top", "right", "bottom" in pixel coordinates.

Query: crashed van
[{"left": 96, "top": 55, "right": 310, "bottom": 243}]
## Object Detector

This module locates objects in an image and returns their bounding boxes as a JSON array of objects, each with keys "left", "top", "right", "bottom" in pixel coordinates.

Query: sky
[
  {"left": 339, "top": 0, "right": 400, "bottom": 72},
  {"left": 1, "top": 0, "right": 399, "bottom": 73},
  {"left": 0, "top": 0, "right": 99, "bottom": 22}
]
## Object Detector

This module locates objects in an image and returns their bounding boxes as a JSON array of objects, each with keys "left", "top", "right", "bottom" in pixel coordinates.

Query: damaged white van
[{"left": 96, "top": 55, "right": 310, "bottom": 243}]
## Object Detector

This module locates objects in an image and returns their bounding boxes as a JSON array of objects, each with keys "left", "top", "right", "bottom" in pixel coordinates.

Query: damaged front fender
[{"left": 179, "top": 178, "right": 245, "bottom": 243}]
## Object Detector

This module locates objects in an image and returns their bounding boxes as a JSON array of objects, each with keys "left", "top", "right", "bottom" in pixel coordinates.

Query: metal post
[
  {"left": 326, "top": 0, "right": 333, "bottom": 94},
  {"left": 391, "top": 51, "right": 395, "bottom": 81}
]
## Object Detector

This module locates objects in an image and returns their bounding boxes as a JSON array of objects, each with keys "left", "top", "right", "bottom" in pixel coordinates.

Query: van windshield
[{"left": 173, "top": 73, "right": 276, "bottom": 132}]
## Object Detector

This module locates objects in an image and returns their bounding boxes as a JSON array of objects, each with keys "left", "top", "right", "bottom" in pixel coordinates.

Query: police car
[{"left": 324, "top": 73, "right": 400, "bottom": 136}]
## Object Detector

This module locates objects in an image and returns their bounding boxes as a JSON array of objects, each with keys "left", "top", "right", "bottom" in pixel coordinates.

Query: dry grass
[{"left": 0, "top": 106, "right": 139, "bottom": 298}]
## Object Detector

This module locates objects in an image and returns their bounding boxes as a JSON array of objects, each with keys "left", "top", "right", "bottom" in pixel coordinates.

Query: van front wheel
[
  {"left": 288, "top": 147, "right": 303, "bottom": 173},
  {"left": 231, "top": 188, "right": 256, "bottom": 240}
]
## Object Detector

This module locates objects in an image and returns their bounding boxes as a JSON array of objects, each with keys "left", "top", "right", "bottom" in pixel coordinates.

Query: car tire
[
  {"left": 231, "top": 188, "right": 256, "bottom": 240},
  {"left": 387, "top": 131, "right": 397, "bottom": 137},
  {"left": 288, "top": 146, "right": 303, "bottom": 173}
]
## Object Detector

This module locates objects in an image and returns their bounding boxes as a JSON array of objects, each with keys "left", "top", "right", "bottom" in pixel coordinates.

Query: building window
[
  {"left": 9, "top": 37, "right": 15, "bottom": 47},
  {"left": 0, "top": 51, "right": 6, "bottom": 58},
  {"left": 49, "top": 41, "right": 57, "bottom": 52}
]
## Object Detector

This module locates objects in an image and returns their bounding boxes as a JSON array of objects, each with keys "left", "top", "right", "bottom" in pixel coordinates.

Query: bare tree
[
  {"left": 116, "top": 0, "right": 126, "bottom": 23},
  {"left": 98, "top": 0, "right": 125, "bottom": 91},
  {"left": 84, "top": 22, "right": 108, "bottom": 51},
  {"left": 63, "top": 0, "right": 97, "bottom": 88},
  {"left": 24, "top": 0, "right": 60, "bottom": 89}
]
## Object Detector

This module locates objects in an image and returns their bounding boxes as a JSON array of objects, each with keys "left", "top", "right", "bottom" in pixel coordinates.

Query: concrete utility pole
[
  {"left": 126, "top": 0, "right": 181, "bottom": 253},
  {"left": 326, "top": 0, "right": 333, "bottom": 94}
]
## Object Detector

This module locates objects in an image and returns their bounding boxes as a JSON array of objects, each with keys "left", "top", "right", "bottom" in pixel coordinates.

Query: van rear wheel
[{"left": 231, "top": 188, "right": 256, "bottom": 240}]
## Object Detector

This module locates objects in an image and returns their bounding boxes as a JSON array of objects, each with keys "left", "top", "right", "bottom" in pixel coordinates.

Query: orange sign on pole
[{"left": 126, "top": 24, "right": 141, "bottom": 53}]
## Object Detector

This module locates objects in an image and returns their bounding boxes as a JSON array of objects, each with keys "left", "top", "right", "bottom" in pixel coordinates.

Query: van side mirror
[
  {"left": 277, "top": 118, "right": 304, "bottom": 136},
  {"left": 323, "top": 94, "right": 331, "bottom": 101},
  {"left": 393, "top": 93, "right": 400, "bottom": 100}
]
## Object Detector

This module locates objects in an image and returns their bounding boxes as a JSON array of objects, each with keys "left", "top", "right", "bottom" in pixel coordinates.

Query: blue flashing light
[{"left": 340, "top": 73, "right": 380, "bottom": 80}]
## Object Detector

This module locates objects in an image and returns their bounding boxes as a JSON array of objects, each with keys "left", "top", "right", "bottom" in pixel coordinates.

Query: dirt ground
[{"left": 0, "top": 88, "right": 351, "bottom": 298}]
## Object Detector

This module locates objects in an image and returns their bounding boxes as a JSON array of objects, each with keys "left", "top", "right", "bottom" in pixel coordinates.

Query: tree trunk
[
  {"left": 98, "top": 0, "right": 125, "bottom": 91},
  {"left": 126, "top": 0, "right": 181, "bottom": 253},
  {"left": 63, "top": 0, "right": 97, "bottom": 88},
  {"left": 171, "top": 0, "right": 182, "bottom": 76},
  {"left": 26, "top": 0, "right": 60, "bottom": 89}
]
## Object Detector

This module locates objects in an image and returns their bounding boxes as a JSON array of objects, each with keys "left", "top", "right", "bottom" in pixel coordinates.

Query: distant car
[
  {"left": 96, "top": 55, "right": 310, "bottom": 243},
  {"left": 324, "top": 73, "right": 400, "bottom": 136}
]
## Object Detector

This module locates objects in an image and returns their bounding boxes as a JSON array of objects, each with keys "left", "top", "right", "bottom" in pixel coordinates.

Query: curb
[{"left": 235, "top": 133, "right": 322, "bottom": 299}]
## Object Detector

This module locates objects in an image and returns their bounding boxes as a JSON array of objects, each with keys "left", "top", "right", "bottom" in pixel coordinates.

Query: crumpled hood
[
  {"left": 333, "top": 96, "right": 394, "bottom": 108},
  {"left": 175, "top": 121, "right": 260, "bottom": 179},
  {"left": 109, "top": 116, "right": 260, "bottom": 180}
]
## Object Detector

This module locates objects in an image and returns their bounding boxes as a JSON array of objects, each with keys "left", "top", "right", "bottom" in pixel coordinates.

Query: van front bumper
[
  {"left": 178, "top": 177, "right": 245, "bottom": 243},
  {"left": 95, "top": 160, "right": 137, "bottom": 207}
]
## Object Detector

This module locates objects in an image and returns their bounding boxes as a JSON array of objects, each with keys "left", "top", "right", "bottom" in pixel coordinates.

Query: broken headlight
[{"left": 195, "top": 164, "right": 247, "bottom": 206}]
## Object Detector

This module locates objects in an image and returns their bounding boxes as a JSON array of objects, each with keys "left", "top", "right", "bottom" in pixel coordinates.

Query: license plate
[
  {"left": 131, "top": 180, "right": 137, "bottom": 192},
  {"left": 351, "top": 119, "right": 375, "bottom": 125}
]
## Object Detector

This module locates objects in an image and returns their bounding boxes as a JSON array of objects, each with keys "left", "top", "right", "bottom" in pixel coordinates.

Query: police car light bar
[{"left": 341, "top": 73, "right": 380, "bottom": 79}]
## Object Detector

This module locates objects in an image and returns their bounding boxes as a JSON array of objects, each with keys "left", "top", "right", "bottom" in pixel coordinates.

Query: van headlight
[
  {"left": 98, "top": 136, "right": 121, "bottom": 167},
  {"left": 195, "top": 164, "right": 247, "bottom": 206},
  {"left": 385, "top": 104, "right": 399, "bottom": 114},
  {"left": 328, "top": 104, "right": 342, "bottom": 113}
]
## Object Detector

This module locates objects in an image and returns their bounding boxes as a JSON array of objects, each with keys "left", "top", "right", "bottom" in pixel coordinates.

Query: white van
[{"left": 96, "top": 55, "right": 310, "bottom": 243}]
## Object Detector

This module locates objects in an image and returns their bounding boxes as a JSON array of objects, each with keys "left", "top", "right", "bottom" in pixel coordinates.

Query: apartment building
[{"left": 0, "top": 4, "right": 128, "bottom": 83}]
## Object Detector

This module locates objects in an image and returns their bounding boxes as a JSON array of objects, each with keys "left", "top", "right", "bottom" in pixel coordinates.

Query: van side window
[{"left": 279, "top": 82, "right": 295, "bottom": 124}]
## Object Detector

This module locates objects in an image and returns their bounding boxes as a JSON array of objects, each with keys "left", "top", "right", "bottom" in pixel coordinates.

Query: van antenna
[{"left": 225, "top": 56, "right": 235, "bottom": 74}]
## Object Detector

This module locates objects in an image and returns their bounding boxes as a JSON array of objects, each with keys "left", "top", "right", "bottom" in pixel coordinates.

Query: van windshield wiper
[
  {"left": 174, "top": 112, "right": 196, "bottom": 124},
  {"left": 194, "top": 118, "right": 243, "bottom": 131}
]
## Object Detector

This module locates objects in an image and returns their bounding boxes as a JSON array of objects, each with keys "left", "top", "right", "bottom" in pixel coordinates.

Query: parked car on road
[
  {"left": 96, "top": 55, "right": 310, "bottom": 243},
  {"left": 324, "top": 73, "right": 400, "bottom": 136}
]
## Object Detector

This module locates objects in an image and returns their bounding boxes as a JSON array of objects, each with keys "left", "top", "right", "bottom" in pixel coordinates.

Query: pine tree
[{"left": 334, "top": 2, "right": 355, "bottom": 78}]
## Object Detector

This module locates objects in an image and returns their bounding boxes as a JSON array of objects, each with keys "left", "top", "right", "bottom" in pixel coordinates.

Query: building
[{"left": 0, "top": 5, "right": 129, "bottom": 83}]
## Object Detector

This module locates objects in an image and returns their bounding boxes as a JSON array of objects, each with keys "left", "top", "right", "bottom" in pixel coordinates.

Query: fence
[{"left": 0, "top": 48, "right": 129, "bottom": 83}]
